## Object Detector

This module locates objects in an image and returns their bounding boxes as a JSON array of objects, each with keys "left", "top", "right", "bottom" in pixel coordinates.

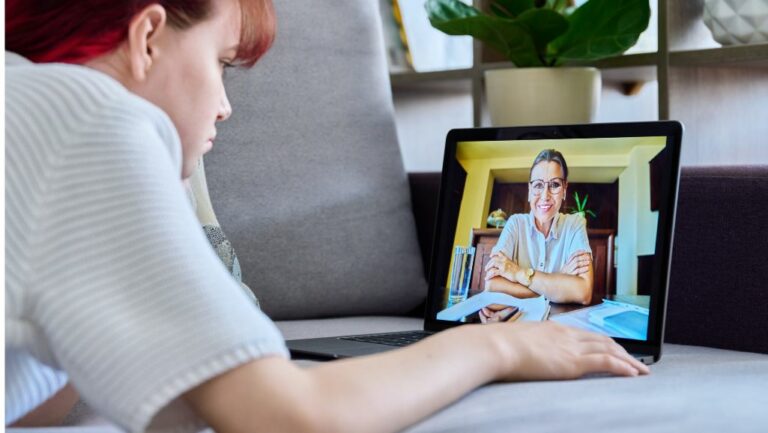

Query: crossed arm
[{"left": 484, "top": 250, "right": 594, "bottom": 306}]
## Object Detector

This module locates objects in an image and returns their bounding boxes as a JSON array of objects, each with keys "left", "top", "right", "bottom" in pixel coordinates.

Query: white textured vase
[
  {"left": 703, "top": 0, "right": 768, "bottom": 45},
  {"left": 484, "top": 67, "right": 601, "bottom": 127}
]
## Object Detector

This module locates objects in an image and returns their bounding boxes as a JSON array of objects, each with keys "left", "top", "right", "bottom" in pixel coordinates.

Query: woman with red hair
[{"left": 5, "top": 1, "right": 648, "bottom": 432}]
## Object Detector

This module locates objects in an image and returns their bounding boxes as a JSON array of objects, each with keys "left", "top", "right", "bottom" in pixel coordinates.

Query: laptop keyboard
[{"left": 339, "top": 331, "right": 435, "bottom": 347}]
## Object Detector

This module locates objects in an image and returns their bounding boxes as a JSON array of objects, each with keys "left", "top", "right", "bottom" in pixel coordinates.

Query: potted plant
[
  {"left": 425, "top": 0, "right": 651, "bottom": 126},
  {"left": 571, "top": 191, "right": 597, "bottom": 221}
]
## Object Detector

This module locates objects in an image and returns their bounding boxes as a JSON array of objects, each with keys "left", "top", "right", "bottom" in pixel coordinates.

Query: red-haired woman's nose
[{"left": 218, "top": 92, "right": 232, "bottom": 121}]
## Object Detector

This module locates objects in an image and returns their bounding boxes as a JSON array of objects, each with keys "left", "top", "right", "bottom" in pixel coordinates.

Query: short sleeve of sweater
[{"left": 6, "top": 62, "right": 288, "bottom": 433}]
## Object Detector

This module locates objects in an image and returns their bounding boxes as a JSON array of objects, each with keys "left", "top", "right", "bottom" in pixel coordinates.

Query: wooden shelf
[
  {"left": 670, "top": 44, "right": 768, "bottom": 68},
  {"left": 390, "top": 68, "right": 473, "bottom": 86},
  {"left": 571, "top": 52, "right": 659, "bottom": 69},
  {"left": 388, "top": 0, "right": 768, "bottom": 166},
  {"left": 390, "top": 53, "right": 660, "bottom": 89},
  {"left": 480, "top": 52, "right": 658, "bottom": 71}
]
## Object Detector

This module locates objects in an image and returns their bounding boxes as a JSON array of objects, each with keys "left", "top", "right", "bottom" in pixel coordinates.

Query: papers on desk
[
  {"left": 437, "top": 291, "right": 550, "bottom": 322},
  {"left": 551, "top": 299, "right": 649, "bottom": 340}
]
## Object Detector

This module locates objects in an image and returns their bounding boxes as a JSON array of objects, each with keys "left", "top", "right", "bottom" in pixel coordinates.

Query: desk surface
[
  {"left": 549, "top": 295, "right": 651, "bottom": 340},
  {"left": 550, "top": 294, "right": 649, "bottom": 316}
]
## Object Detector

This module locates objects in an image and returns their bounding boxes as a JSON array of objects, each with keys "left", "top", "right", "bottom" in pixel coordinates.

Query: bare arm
[
  {"left": 485, "top": 251, "right": 594, "bottom": 305},
  {"left": 184, "top": 323, "right": 649, "bottom": 433},
  {"left": 10, "top": 384, "right": 79, "bottom": 428},
  {"left": 485, "top": 277, "right": 538, "bottom": 299},
  {"left": 528, "top": 264, "right": 593, "bottom": 304}
]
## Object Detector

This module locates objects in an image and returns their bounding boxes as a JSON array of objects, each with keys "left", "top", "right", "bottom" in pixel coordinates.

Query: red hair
[{"left": 5, "top": 0, "right": 275, "bottom": 67}]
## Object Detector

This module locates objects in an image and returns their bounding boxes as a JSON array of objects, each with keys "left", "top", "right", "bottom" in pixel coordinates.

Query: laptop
[{"left": 287, "top": 121, "right": 683, "bottom": 364}]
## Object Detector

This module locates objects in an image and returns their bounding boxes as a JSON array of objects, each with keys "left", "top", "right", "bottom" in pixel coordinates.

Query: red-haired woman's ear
[{"left": 126, "top": 4, "right": 167, "bottom": 81}]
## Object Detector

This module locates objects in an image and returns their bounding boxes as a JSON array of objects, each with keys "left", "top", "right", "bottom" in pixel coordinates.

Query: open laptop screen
[{"left": 425, "top": 124, "right": 681, "bottom": 346}]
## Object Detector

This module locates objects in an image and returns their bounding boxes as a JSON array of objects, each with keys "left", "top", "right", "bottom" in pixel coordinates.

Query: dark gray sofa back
[
  {"left": 206, "top": 0, "right": 427, "bottom": 320},
  {"left": 665, "top": 166, "right": 768, "bottom": 354}
]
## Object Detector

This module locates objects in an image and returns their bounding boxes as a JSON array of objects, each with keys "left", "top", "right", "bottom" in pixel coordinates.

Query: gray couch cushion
[
  {"left": 403, "top": 344, "right": 768, "bottom": 433},
  {"left": 206, "top": 0, "right": 427, "bottom": 319}
]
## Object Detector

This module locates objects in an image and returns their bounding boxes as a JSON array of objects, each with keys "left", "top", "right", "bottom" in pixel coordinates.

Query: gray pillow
[{"left": 205, "top": 0, "right": 427, "bottom": 319}]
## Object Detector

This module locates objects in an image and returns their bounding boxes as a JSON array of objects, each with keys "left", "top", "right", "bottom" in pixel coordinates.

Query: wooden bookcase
[{"left": 389, "top": 0, "right": 768, "bottom": 167}]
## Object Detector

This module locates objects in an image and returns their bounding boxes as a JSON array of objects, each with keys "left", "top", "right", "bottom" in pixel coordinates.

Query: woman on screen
[{"left": 482, "top": 149, "right": 594, "bottom": 322}]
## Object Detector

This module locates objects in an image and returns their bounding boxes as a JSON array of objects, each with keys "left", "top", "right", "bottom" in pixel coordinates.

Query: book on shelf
[
  {"left": 379, "top": 0, "right": 413, "bottom": 73},
  {"left": 380, "top": 0, "right": 472, "bottom": 73}
]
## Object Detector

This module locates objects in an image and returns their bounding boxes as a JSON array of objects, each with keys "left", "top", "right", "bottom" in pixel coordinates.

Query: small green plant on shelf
[
  {"left": 425, "top": 0, "right": 651, "bottom": 67},
  {"left": 571, "top": 191, "right": 597, "bottom": 220}
]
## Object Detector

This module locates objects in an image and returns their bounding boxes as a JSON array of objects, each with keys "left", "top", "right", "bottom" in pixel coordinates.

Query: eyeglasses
[{"left": 529, "top": 178, "right": 565, "bottom": 196}]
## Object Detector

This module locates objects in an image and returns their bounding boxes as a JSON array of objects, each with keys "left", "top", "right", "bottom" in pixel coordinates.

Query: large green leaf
[
  {"left": 426, "top": 0, "right": 544, "bottom": 66},
  {"left": 514, "top": 8, "right": 568, "bottom": 63},
  {"left": 425, "top": 0, "right": 509, "bottom": 59},
  {"left": 426, "top": 0, "right": 647, "bottom": 66},
  {"left": 550, "top": 0, "right": 650, "bottom": 63},
  {"left": 489, "top": 16, "right": 547, "bottom": 66}
]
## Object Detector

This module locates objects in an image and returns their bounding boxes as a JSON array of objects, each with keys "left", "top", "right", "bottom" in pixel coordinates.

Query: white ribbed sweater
[{"left": 5, "top": 52, "right": 288, "bottom": 432}]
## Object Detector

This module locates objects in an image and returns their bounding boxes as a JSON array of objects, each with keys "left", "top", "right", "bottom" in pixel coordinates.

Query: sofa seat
[
  {"left": 277, "top": 318, "right": 768, "bottom": 433},
  {"left": 406, "top": 344, "right": 768, "bottom": 433},
  {"left": 9, "top": 321, "right": 768, "bottom": 433}
]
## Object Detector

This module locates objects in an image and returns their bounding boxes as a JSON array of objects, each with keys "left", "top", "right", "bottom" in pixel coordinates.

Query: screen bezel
[{"left": 422, "top": 121, "right": 683, "bottom": 360}]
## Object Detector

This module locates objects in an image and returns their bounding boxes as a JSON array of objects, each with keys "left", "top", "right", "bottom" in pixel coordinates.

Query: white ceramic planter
[
  {"left": 704, "top": 0, "right": 768, "bottom": 45},
  {"left": 485, "top": 67, "right": 601, "bottom": 127}
]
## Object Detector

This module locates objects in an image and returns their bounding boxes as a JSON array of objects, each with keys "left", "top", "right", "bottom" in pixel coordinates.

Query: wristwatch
[{"left": 520, "top": 267, "right": 535, "bottom": 287}]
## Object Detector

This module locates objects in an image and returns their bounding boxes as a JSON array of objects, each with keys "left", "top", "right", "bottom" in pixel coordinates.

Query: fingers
[
  {"left": 485, "top": 268, "right": 501, "bottom": 280},
  {"left": 574, "top": 255, "right": 592, "bottom": 266},
  {"left": 484, "top": 255, "right": 504, "bottom": 272},
  {"left": 566, "top": 250, "right": 588, "bottom": 263},
  {"left": 485, "top": 252, "right": 513, "bottom": 272},
  {"left": 479, "top": 309, "right": 489, "bottom": 323},
  {"left": 568, "top": 256, "right": 592, "bottom": 275},
  {"left": 483, "top": 307, "right": 516, "bottom": 323},
  {"left": 567, "top": 252, "right": 592, "bottom": 264},
  {"left": 562, "top": 264, "right": 588, "bottom": 276},
  {"left": 491, "top": 251, "right": 510, "bottom": 260},
  {"left": 574, "top": 265, "right": 590, "bottom": 275},
  {"left": 562, "top": 252, "right": 591, "bottom": 275},
  {"left": 572, "top": 333, "right": 650, "bottom": 376},
  {"left": 578, "top": 354, "right": 642, "bottom": 377}
]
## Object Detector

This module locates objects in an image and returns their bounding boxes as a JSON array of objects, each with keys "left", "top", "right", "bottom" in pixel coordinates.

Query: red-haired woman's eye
[{"left": 220, "top": 60, "right": 235, "bottom": 77}]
